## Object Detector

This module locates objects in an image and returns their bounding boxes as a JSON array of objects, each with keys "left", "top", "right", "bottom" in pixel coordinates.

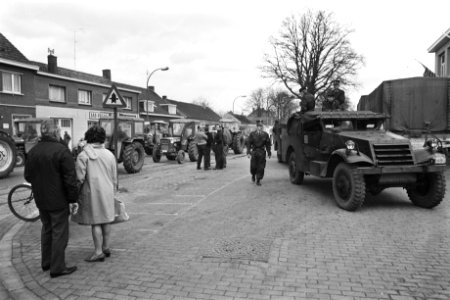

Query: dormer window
[
  {"left": 139, "top": 100, "right": 155, "bottom": 113},
  {"left": 160, "top": 104, "right": 177, "bottom": 115}
]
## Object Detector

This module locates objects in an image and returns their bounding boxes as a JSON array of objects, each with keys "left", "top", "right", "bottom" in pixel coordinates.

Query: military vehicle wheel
[
  {"left": 152, "top": 146, "right": 161, "bottom": 162},
  {"left": 406, "top": 172, "right": 446, "bottom": 209},
  {"left": 176, "top": 150, "right": 185, "bottom": 164},
  {"left": 188, "top": 142, "right": 198, "bottom": 161},
  {"left": 0, "top": 134, "right": 16, "bottom": 178},
  {"left": 15, "top": 152, "right": 25, "bottom": 167},
  {"left": 288, "top": 152, "right": 304, "bottom": 184},
  {"left": 123, "top": 142, "right": 145, "bottom": 173},
  {"left": 232, "top": 132, "right": 245, "bottom": 154},
  {"left": 277, "top": 151, "right": 282, "bottom": 163},
  {"left": 332, "top": 163, "right": 365, "bottom": 211}
]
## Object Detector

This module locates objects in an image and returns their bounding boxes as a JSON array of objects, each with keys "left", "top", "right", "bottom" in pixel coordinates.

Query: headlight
[
  {"left": 424, "top": 138, "right": 438, "bottom": 150},
  {"left": 432, "top": 153, "right": 446, "bottom": 165},
  {"left": 345, "top": 140, "right": 355, "bottom": 151}
]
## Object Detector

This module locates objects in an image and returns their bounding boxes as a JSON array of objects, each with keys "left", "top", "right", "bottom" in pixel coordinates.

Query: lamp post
[
  {"left": 144, "top": 66, "right": 169, "bottom": 123},
  {"left": 232, "top": 95, "right": 247, "bottom": 114}
]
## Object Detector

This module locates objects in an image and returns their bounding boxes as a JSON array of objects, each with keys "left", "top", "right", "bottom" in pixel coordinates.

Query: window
[
  {"left": 2, "top": 72, "right": 22, "bottom": 94},
  {"left": 123, "top": 96, "right": 132, "bottom": 110},
  {"left": 439, "top": 52, "right": 446, "bottom": 76},
  {"left": 140, "top": 100, "right": 154, "bottom": 113},
  {"left": 49, "top": 85, "right": 66, "bottom": 102},
  {"left": 78, "top": 89, "right": 92, "bottom": 105}
]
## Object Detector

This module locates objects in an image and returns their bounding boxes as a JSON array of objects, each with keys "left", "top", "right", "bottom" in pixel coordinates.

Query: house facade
[{"left": 428, "top": 28, "right": 450, "bottom": 77}]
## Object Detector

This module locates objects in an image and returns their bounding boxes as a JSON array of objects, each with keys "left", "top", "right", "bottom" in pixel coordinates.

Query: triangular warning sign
[{"left": 103, "top": 84, "right": 126, "bottom": 108}]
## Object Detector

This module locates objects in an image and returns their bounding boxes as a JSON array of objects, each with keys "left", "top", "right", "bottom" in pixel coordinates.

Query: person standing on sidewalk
[
  {"left": 204, "top": 124, "right": 213, "bottom": 170},
  {"left": 24, "top": 119, "right": 79, "bottom": 278},
  {"left": 247, "top": 120, "right": 272, "bottom": 186},
  {"left": 194, "top": 126, "right": 208, "bottom": 170},
  {"left": 74, "top": 125, "right": 117, "bottom": 262}
]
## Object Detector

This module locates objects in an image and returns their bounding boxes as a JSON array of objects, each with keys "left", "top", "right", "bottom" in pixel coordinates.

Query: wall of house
[
  {"left": 0, "top": 63, "right": 36, "bottom": 135},
  {"left": 434, "top": 40, "right": 450, "bottom": 77}
]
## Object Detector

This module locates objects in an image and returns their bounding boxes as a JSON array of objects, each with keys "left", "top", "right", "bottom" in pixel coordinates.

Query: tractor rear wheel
[
  {"left": 123, "top": 142, "right": 145, "bottom": 173},
  {"left": 188, "top": 142, "right": 198, "bottom": 161},
  {"left": 232, "top": 133, "right": 245, "bottom": 154},
  {"left": 0, "top": 133, "right": 16, "bottom": 178},
  {"left": 15, "top": 152, "right": 25, "bottom": 167},
  {"left": 406, "top": 172, "right": 446, "bottom": 208}
]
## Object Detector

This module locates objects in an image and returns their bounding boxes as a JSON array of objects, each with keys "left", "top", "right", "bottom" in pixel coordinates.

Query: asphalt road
[{"left": 1, "top": 153, "right": 450, "bottom": 300}]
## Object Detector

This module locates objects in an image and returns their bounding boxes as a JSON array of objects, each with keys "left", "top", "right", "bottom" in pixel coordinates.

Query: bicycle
[{"left": 8, "top": 183, "right": 40, "bottom": 222}]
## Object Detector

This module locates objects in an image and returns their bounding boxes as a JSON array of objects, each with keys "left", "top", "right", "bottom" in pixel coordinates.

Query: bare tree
[
  {"left": 262, "top": 10, "right": 364, "bottom": 101},
  {"left": 267, "top": 88, "right": 297, "bottom": 120},
  {"left": 192, "top": 96, "right": 212, "bottom": 109},
  {"left": 245, "top": 88, "right": 267, "bottom": 117}
]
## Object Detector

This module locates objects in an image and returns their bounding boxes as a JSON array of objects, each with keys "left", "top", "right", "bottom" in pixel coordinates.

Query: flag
[{"left": 417, "top": 61, "right": 436, "bottom": 77}]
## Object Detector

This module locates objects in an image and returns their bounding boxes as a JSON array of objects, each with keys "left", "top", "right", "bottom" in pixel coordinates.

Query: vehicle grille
[
  {"left": 372, "top": 144, "right": 414, "bottom": 166},
  {"left": 161, "top": 140, "right": 170, "bottom": 151}
]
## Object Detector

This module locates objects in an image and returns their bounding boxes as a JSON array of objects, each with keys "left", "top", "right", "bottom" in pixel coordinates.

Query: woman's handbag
[{"left": 112, "top": 198, "right": 129, "bottom": 224}]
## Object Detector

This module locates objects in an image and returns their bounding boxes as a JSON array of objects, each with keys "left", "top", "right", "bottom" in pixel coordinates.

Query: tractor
[
  {"left": 99, "top": 117, "right": 146, "bottom": 173},
  {"left": 0, "top": 129, "right": 17, "bottom": 178},
  {"left": 152, "top": 119, "right": 208, "bottom": 164},
  {"left": 144, "top": 120, "right": 169, "bottom": 156},
  {"left": 219, "top": 118, "right": 249, "bottom": 154}
]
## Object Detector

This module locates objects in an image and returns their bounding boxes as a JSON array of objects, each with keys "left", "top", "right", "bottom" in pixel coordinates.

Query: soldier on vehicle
[
  {"left": 247, "top": 120, "right": 271, "bottom": 186},
  {"left": 299, "top": 87, "right": 315, "bottom": 113},
  {"left": 324, "top": 79, "right": 346, "bottom": 111}
]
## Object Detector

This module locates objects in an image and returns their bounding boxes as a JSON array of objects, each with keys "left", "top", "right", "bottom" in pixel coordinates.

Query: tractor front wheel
[
  {"left": 232, "top": 132, "right": 245, "bottom": 154},
  {"left": 188, "top": 142, "right": 198, "bottom": 161},
  {"left": 176, "top": 150, "right": 185, "bottom": 164},
  {"left": 123, "top": 142, "right": 145, "bottom": 173},
  {"left": 152, "top": 145, "right": 161, "bottom": 162}
]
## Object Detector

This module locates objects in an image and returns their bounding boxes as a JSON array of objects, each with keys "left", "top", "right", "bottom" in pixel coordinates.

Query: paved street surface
[{"left": 1, "top": 154, "right": 450, "bottom": 300}]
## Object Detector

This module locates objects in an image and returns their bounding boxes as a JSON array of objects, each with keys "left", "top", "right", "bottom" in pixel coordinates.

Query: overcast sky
[{"left": 1, "top": 0, "right": 449, "bottom": 114}]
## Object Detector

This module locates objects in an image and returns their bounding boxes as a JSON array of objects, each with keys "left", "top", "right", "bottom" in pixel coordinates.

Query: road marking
[
  {"left": 175, "top": 195, "right": 205, "bottom": 197},
  {"left": 140, "top": 202, "right": 193, "bottom": 205}
]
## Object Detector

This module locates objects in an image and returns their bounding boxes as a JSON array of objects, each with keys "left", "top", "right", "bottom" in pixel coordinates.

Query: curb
[{"left": 0, "top": 221, "right": 40, "bottom": 300}]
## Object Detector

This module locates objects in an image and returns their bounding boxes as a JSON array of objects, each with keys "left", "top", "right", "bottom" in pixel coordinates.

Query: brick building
[{"left": 428, "top": 28, "right": 450, "bottom": 77}]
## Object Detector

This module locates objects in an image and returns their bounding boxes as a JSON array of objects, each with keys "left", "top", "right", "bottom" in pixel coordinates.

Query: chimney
[
  {"left": 162, "top": 95, "right": 167, "bottom": 100},
  {"left": 102, "top": 69, "right": 111, "bottom": 81},
  {"left": 48, "top": 54, "right": 57, "bottom": 73},
  {"left": 148, "top": 86, "right": 155, "bottom": 92}
]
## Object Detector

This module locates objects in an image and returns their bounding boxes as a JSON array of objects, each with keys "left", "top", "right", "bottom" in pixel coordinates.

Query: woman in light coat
[{"left": 75, "top": 125, "right": 117, "bottom": 262}]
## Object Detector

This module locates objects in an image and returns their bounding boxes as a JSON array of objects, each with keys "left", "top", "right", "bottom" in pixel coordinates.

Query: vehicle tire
[
  {"left": 0, "top": 133, "right": 17, "bottom": 179},
  {"left": 123, "top": 142, "right": 145, "bottom": 173},
  {"left": 152, "top": 146, "right": 161, "bottom": 162},
  {"left": 176, "top": 150, "right": 185, "bottom": 164},
  {"left": 277, "top": 151, "right": 282, "bottom": 163},
  {"left": 15, "top": 152, "right": 25, "bottom": 167},
  {"left": 232, "top": 132, "right": 245, "bottom": 154},
  {"left": 406, "top": 172, "right": 446, "bottom": 209},
  {"left": 8, "top": 183, "right": 40, "bottom": 222},
  {"left": 288, "top": 152, "right": 304, "bottom": 185},
  {"left": 332, "top": 163, "right": 366, "bottom": 211},
  {"left": 188, "top": 142, "right": 198, "bottom": 161}
]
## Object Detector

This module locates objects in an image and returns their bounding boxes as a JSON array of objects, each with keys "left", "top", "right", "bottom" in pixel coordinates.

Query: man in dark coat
[
  {"left": 299, "top": 87, "right": 315, "bottom": 113},
  {"left": 24, "top": 119, "right": 79, "bottom": 278},
  {"left": 213, "top": 125, "right": 225, "bottom": 170},
  {"left": 247, "top": 120, "right": 272, "bottom": 186},
  {"left": 325, "top": 79, "right": 346, "bottom": 111},
  {"left": 204, "top": 125, "right": 213, "bottom": 170}
]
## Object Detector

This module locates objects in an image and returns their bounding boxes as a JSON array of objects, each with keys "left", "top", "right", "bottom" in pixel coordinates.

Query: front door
[{"left": 56, "top": 118, "right": 73, "bottom": 149}]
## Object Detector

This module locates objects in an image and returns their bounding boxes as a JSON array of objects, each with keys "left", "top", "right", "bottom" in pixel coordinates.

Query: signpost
[{"left": 103, "top": 84, "right": 126, "bottom": 190}]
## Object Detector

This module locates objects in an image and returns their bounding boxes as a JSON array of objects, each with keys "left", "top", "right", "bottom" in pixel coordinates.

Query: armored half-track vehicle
[{"left": 279, "top": 111, "right": 447, "bottom": 211}]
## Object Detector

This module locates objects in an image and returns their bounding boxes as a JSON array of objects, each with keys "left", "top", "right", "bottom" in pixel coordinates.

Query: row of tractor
[{"left": 0, "top": 117, "right": 249, "bottom": 179}]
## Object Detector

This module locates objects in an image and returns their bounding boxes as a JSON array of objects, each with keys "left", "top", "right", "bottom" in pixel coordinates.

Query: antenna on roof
[{"left": 48, "top": 48, "right": 55, "bottom": 55}]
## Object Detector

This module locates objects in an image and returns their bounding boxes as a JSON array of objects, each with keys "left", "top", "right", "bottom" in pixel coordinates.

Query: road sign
[{"left": 103, "top": 84, "right": 126, "bottom": 108}]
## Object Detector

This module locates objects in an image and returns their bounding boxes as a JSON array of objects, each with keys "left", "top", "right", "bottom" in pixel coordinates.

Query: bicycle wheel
[{"left": 8, "top": 184, "right": 40, "bottom": 222}]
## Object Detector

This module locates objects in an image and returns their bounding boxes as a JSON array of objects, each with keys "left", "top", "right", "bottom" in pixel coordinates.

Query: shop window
[
  {"left": 61, "top": 119, "right": 71, "bottom": 127},
  {"left": 78, "top": 89, "right": 92, "bottom": 105},
  {"left": 2, "top": 71, "right": 22, "bottom": 94},
  {"left": 49, "top": 85, "right": 66, "bottom": 103}
]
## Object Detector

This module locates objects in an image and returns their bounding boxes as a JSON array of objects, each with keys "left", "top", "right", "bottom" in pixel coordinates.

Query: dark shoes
[
  {"left": 42, "top": 266, "right": 50, "bottom": 272},
  {"left": 256, "top": 180, "right": 261, "bottom": 186},
  {"left": 50, "top": 266, "right": 77, "bottom": 278},
  {"left": 103, "top": 248, "right": 111, "bottom": 257},
  {"left": 85, "top": 253, "right": 106, "bottom": 262},
  {"left": 197, "top": 167, "right": 201, "bottom": 170},
  {"left": 251, "top": 175, "right": 255, "bottom": 182}
]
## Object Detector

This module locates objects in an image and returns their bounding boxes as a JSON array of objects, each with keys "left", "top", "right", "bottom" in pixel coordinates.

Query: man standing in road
[
  {"left": 24, "top": 119, "right": 79, "bottom": 278},
  {"left": 194, "top": 126, "right": 208, "bottom": 170},
  {"left": 247, "top": 120, "right": 272, "bottom": 186},
  {"left": 204, "top": 124, "right": 213, "bottom": 170}
]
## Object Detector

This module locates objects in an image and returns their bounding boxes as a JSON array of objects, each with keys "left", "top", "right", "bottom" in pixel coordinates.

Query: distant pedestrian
[
  {"left": 194, "top": 126, "right": 208, "bottom": 170},
  {"left": 63, "top": 131, "right": 71, "bottom": 147},
  {"left": 213, "top": 125, "right": 225, "bottom": 170},
  {"left": 74, "top": 125, "right": 117, "bottom": 262},
  {"left": 24, "top": 119, "right": 79, "bottom": 278},
  {"left": 247, "top": 120, "right": 271, "bottom": 186},
  {"left": 204, "top": 125, "right": 213, "bottom": 170}
]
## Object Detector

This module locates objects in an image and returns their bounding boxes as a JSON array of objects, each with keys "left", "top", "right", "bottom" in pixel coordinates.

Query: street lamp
[
  {"left": 146, "top": 66, "right": 169, "bottom": 88},
  {"left": 232, "top": 95, "right": 247, "bottom": 114},
  {"left": 144, "top": 66, "right": 169, "bottom": 124}
]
